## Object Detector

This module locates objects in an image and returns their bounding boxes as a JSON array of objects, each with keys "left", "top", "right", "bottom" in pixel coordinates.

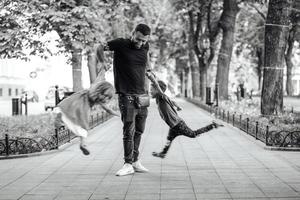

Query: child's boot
[
  {"left": 212, "top": 121, "right": 224, "bottom": 128},
  {"left": 152, "top": 151, "right": 166, "bottom": 159},
  {"left": 79, "top": 137, "right": 90, "bottom": 155}
]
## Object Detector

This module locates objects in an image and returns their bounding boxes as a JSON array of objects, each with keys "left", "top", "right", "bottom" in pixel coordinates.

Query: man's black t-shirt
[{"left": 107, "top": 38, "right": 149, "bottom": 95}]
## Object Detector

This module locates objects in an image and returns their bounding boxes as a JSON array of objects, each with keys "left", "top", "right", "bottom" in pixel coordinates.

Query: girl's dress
[{"left": 54, "top": 90, "right": 91, "bottom": 138}]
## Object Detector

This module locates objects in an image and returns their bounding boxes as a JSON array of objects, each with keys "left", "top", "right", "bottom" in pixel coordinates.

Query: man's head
[
  {"left": 150, "top": 80, "right": 167, "bottom": 98},
  {"left": 131, "top": 23, "right": 151, "bottom": 49}
]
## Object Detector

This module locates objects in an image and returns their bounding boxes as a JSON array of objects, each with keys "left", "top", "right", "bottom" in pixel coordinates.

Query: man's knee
[
  {"left": 123, "top": 123, "right": 135, "bottom": 140},
  {"left": 135, "top": 130, "right": 143, "bottom": 137}
]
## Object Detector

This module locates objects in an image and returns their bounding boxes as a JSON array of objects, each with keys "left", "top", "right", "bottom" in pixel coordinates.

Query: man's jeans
[{"left": 118, "top": 95, "right": 148, "bottom": 164}]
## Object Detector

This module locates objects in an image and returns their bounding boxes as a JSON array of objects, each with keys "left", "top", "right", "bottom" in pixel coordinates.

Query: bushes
[
  {"left": 0, "top": 113, "right": 56, "bottom": 139},
  {"left": 219, "top": 98, "right": 300, "bottom": 132},
  {"left": 0, "top": 100, "right": 118, "bottom": 139}
]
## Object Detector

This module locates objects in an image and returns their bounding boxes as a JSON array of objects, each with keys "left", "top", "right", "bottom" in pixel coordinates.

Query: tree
[
  {"left": 235, "top": 2, "right": 267, "bottom": 91},
  {"left": 285, "top": 0, "right": 300, "bottom": 95},
  {"left": 28, "top": 0, "right": 111, "bottom": 91},
  {"left": 261, "top": 0, "right": 293, "bottom": 115},
  {"left": 170, "top": 0, "right": 223, "bottom": 99},
  {"left": 0, "top": 0, "right": 51, "bottom": 60},
  {"left": 215, "top": 0, "right": 239, "bottom": 100},
  {"left": 1, "top": 0, "right": 120, "bottom": 91}
]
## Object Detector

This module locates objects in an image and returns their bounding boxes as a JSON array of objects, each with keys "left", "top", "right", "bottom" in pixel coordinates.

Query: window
[
  {"left": 0, "top": 88, "right": 2, "bottom": 96},
  {"left": 8, "top": 88, "right": 12, "bottom": 96},
  {"left": 15, "top": 88, "right": 18, "bottom": 96}
]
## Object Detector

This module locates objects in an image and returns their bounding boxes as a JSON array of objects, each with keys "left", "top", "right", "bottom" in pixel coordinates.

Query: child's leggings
[{"left": 159, "top": 120, "right": 216, "bottom": 155}]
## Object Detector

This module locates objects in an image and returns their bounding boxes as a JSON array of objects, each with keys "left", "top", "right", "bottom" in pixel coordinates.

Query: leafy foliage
[
  {"left": 0, "top": 0, "right": 51, "bottom": 60},
  {"left": 0, "top": 114, "right": 56, "bottom": 138},
  {"left": 219, "top": 99, "right": 300, "bottom": 132},
  {"left": 0, "top": 0, "right": 124, "bottom": 59}
]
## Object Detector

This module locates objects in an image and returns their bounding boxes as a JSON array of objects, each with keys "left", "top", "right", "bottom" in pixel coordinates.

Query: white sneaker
[
  {"left": 115, "top": 163, "right": 134, "bottom": 176},
  {"left": 132, "top": 160, "right": 149, "bottom": 173}
]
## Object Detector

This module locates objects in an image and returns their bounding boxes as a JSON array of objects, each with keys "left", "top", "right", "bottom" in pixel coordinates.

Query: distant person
[
  {"left": 55, "top": 81, "right": 119, "bottom": 155},
  {"left": 147, "top": 72, "right": 223, "bottom": 158},
  {"left": 96, "top": 23, "right": 152, "bottom": 176}
]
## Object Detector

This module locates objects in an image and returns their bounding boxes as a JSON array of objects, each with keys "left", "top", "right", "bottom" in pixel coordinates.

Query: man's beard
[{"left": 131, "top": 39, "right": 142, "bottom": 49}]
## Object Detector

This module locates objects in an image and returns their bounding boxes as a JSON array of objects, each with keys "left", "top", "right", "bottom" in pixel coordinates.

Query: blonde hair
[{"left": 89, "top": 81, "right": 114, "bottom": 103}]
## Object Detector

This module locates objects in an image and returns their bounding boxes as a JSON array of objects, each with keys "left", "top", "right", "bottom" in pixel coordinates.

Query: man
[{"left": 96, "top": 24, "right": 151, "bottom": 176}]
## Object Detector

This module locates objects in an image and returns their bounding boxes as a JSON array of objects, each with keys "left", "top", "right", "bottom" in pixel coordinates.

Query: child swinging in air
[
  {"left": 146, "top": 71, "right": 223, "bottom": 158},
  {"left": 54, "top": 81, "right": 119, "bottom": 155}
]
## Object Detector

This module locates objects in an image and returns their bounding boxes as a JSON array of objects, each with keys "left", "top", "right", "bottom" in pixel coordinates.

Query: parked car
[
  {"left": 44, "top": 86, "right": 72, "bottom": 111},
  {"left": 21, "top": 90, "right": 39, "bottom": 102}
]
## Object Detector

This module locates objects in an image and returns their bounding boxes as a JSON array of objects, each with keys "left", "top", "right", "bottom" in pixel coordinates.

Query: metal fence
[
  {"left": 187, "top": 98, "right": 300, "bottom": 148},
  {"left": 0, "top": 111, "right": 113, "bottom": 157}
]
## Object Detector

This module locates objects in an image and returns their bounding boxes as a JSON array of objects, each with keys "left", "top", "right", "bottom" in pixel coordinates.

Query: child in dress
[
  {"left": 55, "top": 81, "right": 119, "bottom": 155},
  {"left": 146, "top": 72, "right": 223, "bottom": 158}
]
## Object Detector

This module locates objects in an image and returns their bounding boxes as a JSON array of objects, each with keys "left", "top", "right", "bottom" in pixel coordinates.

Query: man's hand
[
  {"left": 146, "top": 71, "right": 165, "bottom": 95},
  {"left": 146, "top": 71, "right": 156, "bottom": 82}
]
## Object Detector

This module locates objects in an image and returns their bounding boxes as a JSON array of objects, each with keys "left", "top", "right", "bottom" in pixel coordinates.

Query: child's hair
[
  {"left": 157, "top": 80, "right": 167, "bottom": 92},
  {"left": 89, "top": 81, "right": 114, "bottom": 102}
]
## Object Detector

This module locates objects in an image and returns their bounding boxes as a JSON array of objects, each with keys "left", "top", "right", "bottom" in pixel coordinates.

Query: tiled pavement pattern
[{"left": 1, "top": 99, "right": 300, "bottom": 200}]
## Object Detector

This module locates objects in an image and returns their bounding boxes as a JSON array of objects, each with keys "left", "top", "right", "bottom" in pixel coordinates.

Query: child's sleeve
[
  {"left": 100, "top": 104, "right": 120, "bottom": 117},
  {"left": 146, "top": 71, "right": 164, "bottom": 95},
  {"left": 170, "top": 99, "right": 182, "bottom": 111}
]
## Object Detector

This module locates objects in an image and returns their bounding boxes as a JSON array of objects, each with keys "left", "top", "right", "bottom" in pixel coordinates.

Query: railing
[
  {"left": 187, "top": 98, "right": 300, "bottom": 148},
  {"left": 0, "top": 111, "right": 114, "bottom": 157}
]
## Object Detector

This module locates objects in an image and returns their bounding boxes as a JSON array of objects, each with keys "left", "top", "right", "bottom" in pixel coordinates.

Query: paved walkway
[{"left": 1, "top": 99, "right": 300, "bottom": 200}]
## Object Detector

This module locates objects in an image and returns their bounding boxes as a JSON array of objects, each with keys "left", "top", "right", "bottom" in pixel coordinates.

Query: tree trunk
[
  {"left": 261, "top": 0, "right": 292, "bottom": 115},
  {"left": 191, "top": 64, "right": 200, "bottom": 97},
  {"left": 175, "top": 58, "right": 186, "bottom": 96},
  {"left": 87, "top": 49, "right": 97, "bottom": 84},
  {"left": 256, "top": 47, "right": 264, "bottom": 91},
  {"left": 215, "top": 0, "right": 239, "bottom": 100},
  {"left": 199, "top": 61, "right": 207, "bottom": 100},
  {"left": 184, "top": 67, "right": 190, "bottom": 97},
  {"left": 285, "top": 28, "right": 295, "bottom": 96},
  {"left": 71, "top": 48, "right": 83, "bottom": 92},
  {"left": 181, "top": 70, "right": 185, "bottom": 95},
  {"left": 188, "top": 36, "right": 200, "bottom": 97}
]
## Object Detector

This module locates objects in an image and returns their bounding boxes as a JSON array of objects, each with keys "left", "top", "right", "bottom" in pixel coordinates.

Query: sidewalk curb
[{"left": 264, "top": 146, "right": 300, "bottom": 151}]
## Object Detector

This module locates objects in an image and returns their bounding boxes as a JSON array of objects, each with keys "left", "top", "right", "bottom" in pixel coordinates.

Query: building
[{"left": 0, "top": 59, "right": 26, "bottom": 100}]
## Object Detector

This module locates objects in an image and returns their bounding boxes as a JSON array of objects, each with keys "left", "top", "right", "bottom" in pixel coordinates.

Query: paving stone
[
  {"left": 54, "top": 193, "right": 91, "bottom": 200},
  {"left": 0, "top": 100, "right": 300, "bottom": 200},
  {"left": 195, "top": 193, "right": 232, "bottom": 199},
  {"left": 19, "top": 194, "right": 57, "bottom": 200}
]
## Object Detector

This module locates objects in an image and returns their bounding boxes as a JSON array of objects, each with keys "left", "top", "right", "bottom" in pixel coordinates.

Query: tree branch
[
  {"left": 188, "top": 10, "right": 195, "bottom": 37},
  {"left": 248, "top": 3, "right": 266, "bottom": 20},
  {"left": 207, "top": 0, "right": 212, "bottom": 35},
  {"left": 195, "top": 12, "right": 201, "bottom": 42},
  {"left": 207, "top": 0, "right": 220, "bottom": 41}
]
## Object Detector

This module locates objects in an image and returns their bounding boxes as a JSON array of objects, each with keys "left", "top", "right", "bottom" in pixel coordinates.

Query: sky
[{"left": 0, "top": 55, "right": 91, "bottom": 100}]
